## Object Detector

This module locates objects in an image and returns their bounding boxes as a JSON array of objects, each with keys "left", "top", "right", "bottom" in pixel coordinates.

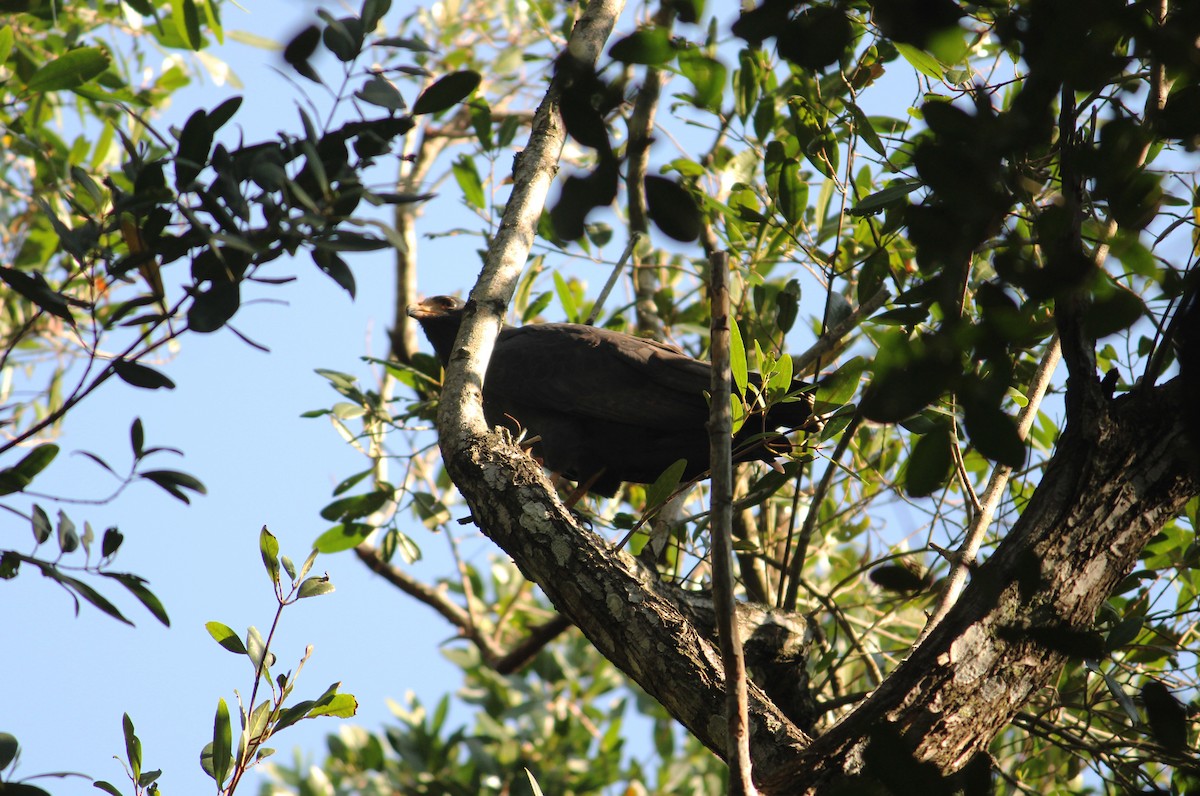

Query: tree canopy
[{"left": 4, "top": 0, "right": 1200, "bottom": 794}]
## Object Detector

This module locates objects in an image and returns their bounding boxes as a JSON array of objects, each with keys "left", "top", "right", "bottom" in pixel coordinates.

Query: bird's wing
[{"left": 485, "top": 323, "right": 711, "bottom": 430}]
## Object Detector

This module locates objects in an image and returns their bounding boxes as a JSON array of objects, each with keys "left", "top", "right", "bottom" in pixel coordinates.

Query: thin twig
[
  {"left": 918, "top": 334, "right": 1061, "bottom": 642},
  {"left": 706, "top": 243, "right": 756, "bottom": 796}
]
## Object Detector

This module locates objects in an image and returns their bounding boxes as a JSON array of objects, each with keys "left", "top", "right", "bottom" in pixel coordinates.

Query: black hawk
[{"left": 409, "top": 295, "right": 814, "bottom": 497}]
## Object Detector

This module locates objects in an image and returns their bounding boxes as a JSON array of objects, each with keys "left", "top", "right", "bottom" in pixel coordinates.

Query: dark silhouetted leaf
[
  {"left": 312, "top": 248, "right": 356, "bottom": 297},
  {"left": 870, "top": 564, "right": 929, "bottom": 593},
  {"left": 140, "top": 469, "right": 206, "bottom": 503},
  {"left": 0, "top": 266, "right": 75, "bottom": 324},
  {"left": 355, "top": 74, "right": 406, "bottom": 111},
  {"left": 104, "top": 573, "right": 170, "bottom": 626},
  {"left": 906, "top": 425, "right": 953, "bottom": 497},
  {"left": 113, "top": 360, "right": 175, "bottom": 390},
  {"left": 322, "top": 14, "right": 364, "bottom": 62},
  {"left": 861, "top": 348, "right": 957, "bottom": 422},
  {"left": 188, "top": 279, "right": 240, "bottom": 333},
  {"left": 608, "top": 27, "right": 674, "bottom": 65},
  {"left": 283, "top": 25, "right": 322, "bottom": 83},
  {"left": 869, "top": 0, "right": 964, "bottom": 48},
  {"left": 101, "top": 527, "right": 124, "bottom": 558},
  {"left": 412, "top": 71, "right": 481, "bottom": 115},
  {"left": 1142, "top": 680, "right": 1189, "bottom": 751},
  {"left": 644, "top": 176, "right": 701, "bottom": 242},
  {"left": 850, "top": 180, "right": 922, "bottom": 216},
  {"left": 777, "top": 6, "right": 852, "bottom": 71},
  {"left": 962, "top": 398, "right": 1025, "bottom": 468}
]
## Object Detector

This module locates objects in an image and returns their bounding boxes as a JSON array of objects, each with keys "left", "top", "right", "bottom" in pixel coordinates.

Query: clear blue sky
[{"left": 5, "top": 1, "right": 486, "bottom": 792}]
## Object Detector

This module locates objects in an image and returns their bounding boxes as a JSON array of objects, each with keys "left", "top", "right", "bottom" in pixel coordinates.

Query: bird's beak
[{"left": 407, "top": 302, "right": 434, "bottom": 320}]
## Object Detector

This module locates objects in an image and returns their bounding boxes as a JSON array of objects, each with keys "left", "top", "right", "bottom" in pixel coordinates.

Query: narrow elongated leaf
[
  {"left": 0, "top": 266, "right": 75, "bottom": 324},
  {"left": 258, "top": 527, "right": 281, "bottom": 584},
  {"left": 211, "top": 698, "right": 232, "bottom": 786},
  {"left": 123, "top": 714, "right": 142, "bottom": 782},
  {"left": 104, "top": 573, "right": 170, "bottom": 626},
  {"left": 645, "top": 459, "right": 688, "bottom": 508},
  {"left": 25, "top": 46, "right": 111, "bottom": 92},
  {"left": 729, "top": 317, "right": 748, "bottom": 395},
  {"left": 140, "top": 469, "right": 206, "bottom": 503},
  {"left": 452, "top": 155, "right": 485, "bottom": 210}
]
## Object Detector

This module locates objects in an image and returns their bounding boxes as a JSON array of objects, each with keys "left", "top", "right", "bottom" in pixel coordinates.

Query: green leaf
[
  {"left": 777, "top": 159, "right": 808, "bottom": 225},
  {"left": 313, "top": 523, "right": 373, "bottom": 553},
  {"left": 905, "top": 425, "right": 953, "bottom": 497},
  {"left": 412, "top": 71, "right": 481, "bottom": 115},
  {"left": 173, "top": 0, "right": 203, "bottom": 50},
  {"left": 297, "top": 575, "right": 335, "bottom": 598},
  {"left": 850, "top": 181, "right": 922, "bottom": 216},
  {"left": 211, "top": 698, "right": 232, "bottom": 786},
  {"left": 246, "top": 625, "right": 275, "bottom": 673},
  {"left": 25, "top": 46, "right": 112, "bottom": 92},
  {"left": 123, "top": 713, "right": 142, "bottom": 782},
  {"left": 645, "top": 458, "right": 688, "bottom": 509},
  {"left": 848, "top": 101, "right": 887, "bottom": 157},
  {"left": 260, "top": 526, "right": 280, "bottom": 583},
  {"left": 306, "top": 692, "right": 357, "bottom": 718},
  {"left": 0, "top": 27, "right": 14, "bottom": 68},
  {"left": 0, "top": 444, "right": 60, "bottom": 495},
  {"left": 113, "top": 360, "right": 175, "bottom": 390},
  {"left": 206, "top": 621, "right": 248, "bottom": 654},
  {"left": 451, "top": 154, "right": 485, "bottom": 210},
  {"left": 677, "top": 50, "right": 725, "bottom": 112},
  {"left": 895, "top": 42, "right": 944, "bottom": 81},
  {"left": 608, "top": 27, "right": 674, "bottom": 65},
  {"left": 319, "top": 490, "right": 389, "bottom": 521},
  {"left": 729, "top": 317, "right": 748, "bottom": 395}
]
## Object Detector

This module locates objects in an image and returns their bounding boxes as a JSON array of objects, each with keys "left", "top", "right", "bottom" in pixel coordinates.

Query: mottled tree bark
[{"left": 432, "top": 1, "right": 1200, "bottom": 792}]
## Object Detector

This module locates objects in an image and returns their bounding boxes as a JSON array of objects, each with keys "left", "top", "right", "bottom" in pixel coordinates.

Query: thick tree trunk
[{"left": 442, "top": 375, "right": 1198, "bottom": 793}]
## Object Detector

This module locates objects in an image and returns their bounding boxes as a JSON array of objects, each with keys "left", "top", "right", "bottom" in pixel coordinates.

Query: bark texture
[{"left": 444, "top": 375, "right": 1197, "bottom": 793}]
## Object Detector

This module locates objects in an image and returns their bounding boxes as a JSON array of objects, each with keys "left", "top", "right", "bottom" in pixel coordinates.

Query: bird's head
[
  {"left": 408, "top": 295, "right": 467, "bottom": 364},
  {"left": 407, "top": 294, "right": 466, "bottom": 321}
]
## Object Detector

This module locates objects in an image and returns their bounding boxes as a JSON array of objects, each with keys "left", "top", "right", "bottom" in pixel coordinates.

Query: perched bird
[{"left": 408, "top": 295, "right": 814, "bottom": 497}]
